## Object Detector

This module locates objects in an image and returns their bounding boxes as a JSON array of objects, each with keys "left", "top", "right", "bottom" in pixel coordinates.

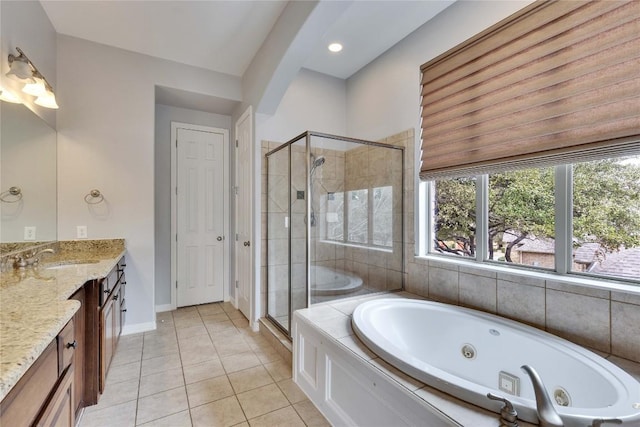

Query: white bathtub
[
  {"left": 310, "top": 265, "right": 363, "bottom": 296},
  {"left": 352, "top": 298, "right": 640, "bottom": 427}
]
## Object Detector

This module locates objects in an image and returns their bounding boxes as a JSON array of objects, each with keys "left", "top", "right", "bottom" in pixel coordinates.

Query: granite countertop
[{"left": 0, "top": 239, "right": 126, "bottom": 402}]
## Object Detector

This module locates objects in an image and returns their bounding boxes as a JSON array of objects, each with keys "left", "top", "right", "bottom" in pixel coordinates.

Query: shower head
[{"left": 313, "top": 156, "right": 326, "bottom": 168}]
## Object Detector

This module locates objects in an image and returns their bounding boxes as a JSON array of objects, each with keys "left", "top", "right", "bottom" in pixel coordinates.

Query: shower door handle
[{"left": 243, "top": 241, "right": 251, "bottom": 247}]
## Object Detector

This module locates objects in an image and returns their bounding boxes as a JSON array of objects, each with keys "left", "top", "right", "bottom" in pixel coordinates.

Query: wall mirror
[{"left": 1, "top": 101, "right": 57, "bottom": 250}]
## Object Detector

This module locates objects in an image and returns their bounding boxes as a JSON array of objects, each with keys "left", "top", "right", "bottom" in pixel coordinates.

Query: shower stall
[{"left": 265, "top": 131, "right": 404, "bottom": 337}]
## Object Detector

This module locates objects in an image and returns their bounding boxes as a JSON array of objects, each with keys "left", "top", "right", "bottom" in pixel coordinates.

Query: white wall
[
  {"left": 346, "top": 0, "right": 533, "bottom": 141},
  {"left": 0, "top": 0, "right": 57, "bottom": 128},
  {"left": 256, "top": 68, "right": 347, "bottom": 144},
  {"left": 154, "top": 103, "right": 231, "bottom": 307},
  {"left": 56, "top": 35, "right": 242, "bottom": 332}
]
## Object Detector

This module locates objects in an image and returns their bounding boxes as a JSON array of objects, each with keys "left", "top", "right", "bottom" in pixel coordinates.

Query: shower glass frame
[{"left": 265, "top": 131, "right": 405, "bottom": 338}]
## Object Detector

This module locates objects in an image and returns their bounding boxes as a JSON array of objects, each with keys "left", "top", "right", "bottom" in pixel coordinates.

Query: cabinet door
[
  {"left": 114, "top": 287, "right": 122, "bottom": 344},
  {"left": 35, "top": 366, "right": 74, "bottom": 427},
  {"left": 69, "top": 287, "right": 85, "bottom": 416},
  {"left": 99, "top": 296, "right": 115, "bottom": 393}
]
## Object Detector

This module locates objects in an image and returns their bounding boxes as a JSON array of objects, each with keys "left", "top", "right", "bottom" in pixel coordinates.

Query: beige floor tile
[
  {"left": 293, "top": 400, "right": 330, "bottom": 426},
  {"left": 231, "top": 423, "right": 249, "bottom": 427},
  {"left": 228, "top": 365, "right": 274, "bottom": 394},
  {"left": 208, "top": 327, "right": 243, "bottom": 341},
  {"left": 263, "top": 359, "right": 292, "bottom": 382},
  {"left": 176, "top": 324, "right": 208, "bottom": 338},
  {"left": 136, "top": 387, "right": 189, "bottom": 425},
  {"left": 197, "top": 303, "right": 225, "bottom": 316},
  {"left": 174, "top": 316, "right": 205, "bottom": 330},
  {"left": 119, "top": 334, "right": 144, "bottom": 351},
  {"left": 85, "top": 378, "right": 139, "bottom": 413},
  {"left": 226, "top": 310, "right": 245, "bottom": 321},
  {"left": 231, "top": 317, "right": 249, "bottom": 329},
  {"left": 183, "top": 357, "right": 226, "bottom": 384},
  {"left": 205, "top": 320, "right": 237, "bottom": 334},
  {"left": 139, "top": 367, "right": 185, "bottom": 397},
  {"left": 141, "top": 353, "right": 182, "bottom": 376},
  {"left": 221, "top": 351, "right": 262, "bottom": 373},
  {"left": 248, "top": 406, "right": 305, "bottom": 427},
  {"left": 142, "top": 340, "right": 180, "bottom": 360},
  {"left": 236, "top": 383, "right": 290, "bottom": 419},
  {"left": 111, "top": 347, "right": 143, "bottom": 367},
  {"left": 253, "top": 347, "right": 282, "bottom": 364},
  {"left": 276, "top": 379, "right": 307, "bottom": 404},
  {"left": 191, "top": 396, "right": 246, "bottom": 427},
  {"left": 186, "top": 375, "right": 235, "bottom": 408},
  {"left": 201, "top": 313, "right": 230, "bottom": 324},
  {"left": 106, "top": 361, "right": 141, "bottom": 386},
  {"left": 180, "top": 339, "right": 218, "bottom": 366},
  {"left": 80, "top": 400, "right": 137, "bottom": 427},
  {"left": 137, "top": 410, "right": 192, "bottom": 427},
  {"left": 214, "top": 335, "right": 252, "bottom": 357}
]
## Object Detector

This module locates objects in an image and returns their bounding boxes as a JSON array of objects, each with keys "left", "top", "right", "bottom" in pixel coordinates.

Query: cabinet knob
[
  {"left": 113, "top": 294, "right": 119, "bottom": 301},
  {"left": 66, "top": 340, "right": 78, "bottom": 349},
  {"left": 122, "top": 309, "right": 127, "bottom": 313},
  {"left": 104, "top": 289, "right": 110, "bottom": 294},
  {"left": 243, "top": 241, "right": 251, "bottom": 247}
]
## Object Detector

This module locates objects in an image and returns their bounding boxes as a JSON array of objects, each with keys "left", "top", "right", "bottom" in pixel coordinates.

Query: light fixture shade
[
  {"left": 0, "top": 87, "right": 22, "bottom": 103},
  {"left": 6, "top": 56, "right": 35, "bottom": 83},
  {"left": 22, "top": 77, "right": 47, "bottom": 96},
  {"left": 34, "top": 89, "right": 58, "bottom": 109}
]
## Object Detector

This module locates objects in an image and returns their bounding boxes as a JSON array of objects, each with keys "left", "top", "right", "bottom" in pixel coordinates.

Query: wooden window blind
[{"left": 419, "top": 0, "right": 640, "bottom": 180}]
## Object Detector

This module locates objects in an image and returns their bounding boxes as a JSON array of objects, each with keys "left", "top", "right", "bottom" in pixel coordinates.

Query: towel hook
[
  {"left": 0, "top": 186, "right": 23, "bottom": 203},
  {"left": 84, "top": 189, "right": 104, "bottom": 204}
]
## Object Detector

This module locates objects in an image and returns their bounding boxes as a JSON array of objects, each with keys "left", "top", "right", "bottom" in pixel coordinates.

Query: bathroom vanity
[{"left": 0, "top": 240, "right": 127, "bottom": 425}]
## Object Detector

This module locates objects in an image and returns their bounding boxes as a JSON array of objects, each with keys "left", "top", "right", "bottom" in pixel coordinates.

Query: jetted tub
[
  {"left": 310, "top": 265, "right": 363, "bottom": 296},
  {"left": 352, "top": 298, "right": 640, "bottom": 427}
]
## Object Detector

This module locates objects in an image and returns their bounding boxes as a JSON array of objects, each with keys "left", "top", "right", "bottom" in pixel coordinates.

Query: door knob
[
  {"left": 217, "top": 236, "right": 223, "bottom": 241},
  {"left": 243, "top": 241, "right": 250, "bottom": 247},
  {"left": 66, "top": 340, "right": 78, "bottom": 349}
]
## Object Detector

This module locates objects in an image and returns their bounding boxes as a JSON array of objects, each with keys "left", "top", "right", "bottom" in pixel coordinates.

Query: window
[
  {"left": 424, "top": 155, "right": 640, "bottom": 284},
  {"left": 571, "top": 156, "right": 640, "bottom": 281},
  {"left": 325, "top": 186, "right": 394, "bottom": 249},
  {"left": 488, "top": 168, "right": 554, "bottom": 267},
  {"left": 347, "top": 189, "right": 368, "bottom": 244},
  {"left": 432, "top": 178, "right": 476, "bottom": 258}
]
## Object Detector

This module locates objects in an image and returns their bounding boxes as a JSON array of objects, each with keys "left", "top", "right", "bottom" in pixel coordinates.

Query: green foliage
[{"left": 433, "top": 157, "right": 640, "bottom": 259}]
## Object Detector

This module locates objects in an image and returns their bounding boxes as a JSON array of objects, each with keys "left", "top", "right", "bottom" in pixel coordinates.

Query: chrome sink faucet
[
  {"left": 19, "top": 248, "right": 55, "bottom": 268},
  {"left": 521, "top": 365, "right": 564, "bottom": 427}
]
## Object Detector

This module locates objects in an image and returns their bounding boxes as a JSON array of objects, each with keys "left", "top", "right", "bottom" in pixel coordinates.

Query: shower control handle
[{"left": 243, "top": 241, "right": 250, "bottom": 247}]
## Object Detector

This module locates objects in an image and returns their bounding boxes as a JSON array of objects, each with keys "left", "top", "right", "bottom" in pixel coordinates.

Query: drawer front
[{"left": 57, "top": 319, "right": 76, "bottom": 374}]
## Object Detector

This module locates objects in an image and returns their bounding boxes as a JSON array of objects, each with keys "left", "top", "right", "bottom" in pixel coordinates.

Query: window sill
[
  {"left": 413, "top": 253, "right": 640, "bottom": 297},
  {"left": 318, "top": 239, "right": 393, "bottom": 253}
]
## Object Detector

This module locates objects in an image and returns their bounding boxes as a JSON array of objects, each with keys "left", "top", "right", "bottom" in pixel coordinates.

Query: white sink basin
[{"left": 44, "top": 260, "right": 99, "bottom": 270}]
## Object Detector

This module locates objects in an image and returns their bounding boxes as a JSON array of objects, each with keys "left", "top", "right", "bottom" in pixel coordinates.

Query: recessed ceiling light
[{"left": 328, "top": 43, "right": 343, "bottom": 53}]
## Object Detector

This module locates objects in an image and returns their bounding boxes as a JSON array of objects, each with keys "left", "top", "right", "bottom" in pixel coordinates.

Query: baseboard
[
  {"left": 155, "top": 304, "right": 174, "bottom": 313},
  {"left": 122, "top": 321, "right": 156, "bottom": 335}
]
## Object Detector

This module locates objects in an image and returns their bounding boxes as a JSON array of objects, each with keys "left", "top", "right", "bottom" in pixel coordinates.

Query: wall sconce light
[
  {"left": 4, "top": 47, "right": 58, "bottom": 109},
  {"left": 0, "top": 87, "right": 21, "bottom": 103}
]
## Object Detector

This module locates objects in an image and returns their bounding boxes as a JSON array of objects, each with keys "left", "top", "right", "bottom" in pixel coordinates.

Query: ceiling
[{"left": 41, "top": 0, "right": 455, "bottom": 80}]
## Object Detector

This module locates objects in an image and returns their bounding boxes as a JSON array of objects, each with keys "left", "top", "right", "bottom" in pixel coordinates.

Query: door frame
[
  {"left": 234, "top": 106, "right": 257, "bottom": 329},
  {"left": 170, "top": 122, "right": 230, "bottom": 310}
]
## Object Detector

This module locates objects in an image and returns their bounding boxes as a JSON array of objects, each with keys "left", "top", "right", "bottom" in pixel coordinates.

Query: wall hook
[
  {"left": 84, "top": 189, "right": 104, "bottom": 204},
  {"left": 0, "top": 186, "right": 23, "bottom": 203}
]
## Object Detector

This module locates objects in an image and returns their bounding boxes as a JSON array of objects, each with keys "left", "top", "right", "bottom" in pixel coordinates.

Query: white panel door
[
  {"left": 235, "top": 109, "right": 252, "bottom": 319},
  {"left": 177, "top": 128, "right": 225, "bottom": 307}
]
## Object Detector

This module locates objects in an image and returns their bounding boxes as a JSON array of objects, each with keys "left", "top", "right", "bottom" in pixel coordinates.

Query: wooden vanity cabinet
[
  {"left": 0, "top": 319, "right": 77, "bottom": 427},
  {"left": 99, "top": 256, "right": 126, "bottom": 393}
]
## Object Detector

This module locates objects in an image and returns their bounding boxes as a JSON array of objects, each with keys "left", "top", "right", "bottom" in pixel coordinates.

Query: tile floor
[{"left": 79, "top": 302, "right": 330, "bottom": 427}]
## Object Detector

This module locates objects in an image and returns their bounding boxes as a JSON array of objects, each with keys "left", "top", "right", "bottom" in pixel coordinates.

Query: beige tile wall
[{"left": 400, "top": 128, "right": 640, "bottom": 363}]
